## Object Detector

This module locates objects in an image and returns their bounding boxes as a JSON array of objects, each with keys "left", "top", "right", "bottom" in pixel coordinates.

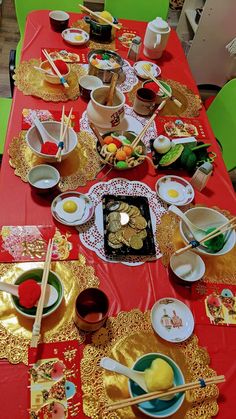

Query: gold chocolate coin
[
  {"left": 108, "top": 220, "right": 121, "bottom": 232},
  {"left": 108, "top": 232, "right": 121, "bottom": 245},
  {"left": 122, "top": 226, "right": 137, "bottom": 242},
  {"left": 137, "top": 229, "right": 147, "bottom": 240},
  {"left": 131, "top": 215, "right": 147, "bottom": 230},
  {"left": 130, "top": 235, "right": 144, "bottom": 250},
  {"left": 107, "top": 211, "right": 121, "bottom": 222},
  {"left": 108, "top": 241, "right": 123, "bottom": 249},
  {"left": 118, "top": 202, "right": 130, "bottom": 212}
]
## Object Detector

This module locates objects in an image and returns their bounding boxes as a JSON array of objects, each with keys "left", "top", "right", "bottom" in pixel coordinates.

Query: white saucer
[
  {"left": 151, "top": 298, "right": 194, "bottom": 343},
  {"left": 62, "top": 28, "right": 89, "bottom": 46},
  {"left": 133, "top": 61, "right": 161, "bottom": 79},
  {"left": 51, "top": 192, "right": 94, "bottom": 226},
  {"left": 155, "top": 175, "right": 195, "bottom": 206}
]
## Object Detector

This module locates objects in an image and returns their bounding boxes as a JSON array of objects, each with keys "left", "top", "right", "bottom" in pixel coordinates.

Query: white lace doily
[
  {"left": 77, "top": 178, "right": 166, "bottom": 266},
  {"left": 81, "top": 59, "right": 138, "bottom": 93},
  {"left": 79, "top": 105, "right": 158, "bottom": 152}
]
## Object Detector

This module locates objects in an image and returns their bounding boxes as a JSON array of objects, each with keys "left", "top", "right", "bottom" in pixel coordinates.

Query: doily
[
  {"left": 77, "top": 178, "right": 166, "bottom": 265},
  {"left": 79, "top": 104, "right": 158, "bottom": 152},
  {"left": 79, "top": 59, "right": 138, "bottom": 93}
]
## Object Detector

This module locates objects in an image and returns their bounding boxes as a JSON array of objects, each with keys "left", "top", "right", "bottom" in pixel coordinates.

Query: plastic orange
[
  {"left": 116, "top": 150, "right": 127, "bottom": 161},
  {"left": 104, "top": 136, "right": 114, "bottom": 145},
  {"left": 123, "top": 145, "right": 133, "bottom": 156}
]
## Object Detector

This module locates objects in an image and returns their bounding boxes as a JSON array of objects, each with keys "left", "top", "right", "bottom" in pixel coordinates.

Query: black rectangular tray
[{"left": 102, "top": 194, "right": 156, "bottom": 259}]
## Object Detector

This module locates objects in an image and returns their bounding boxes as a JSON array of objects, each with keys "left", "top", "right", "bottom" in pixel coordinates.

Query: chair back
[
  {"left": 207, "top": 79, "right": 236, "bottom": 171},
  {"left": 0, "top": 98, "right": 12, "bottom": 157},
  {"left": 15, "top": 0, "right": 83, "bottom": 37},
  {"left": 104, "top": 0, "right": 169, "bottom": 21}
]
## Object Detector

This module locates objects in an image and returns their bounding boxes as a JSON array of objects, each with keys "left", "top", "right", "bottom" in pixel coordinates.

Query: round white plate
[
  {"left": 133, "top": 61, "right": 161, "bottom": 79},
  {"left": 155, "top": 175, "right": 195, "bottom": 206},
  {"left": 151, "top": 298, "right": 194, "bottom": 343},
  {"left": 51, "top": 192, "right": 94, "bottom": 226},
  {"left": 62, "top": 28, "right": 89, "bottom": 46}
]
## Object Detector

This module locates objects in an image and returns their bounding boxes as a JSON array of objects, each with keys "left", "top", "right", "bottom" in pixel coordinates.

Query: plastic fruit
[
  {"left": 104, "top": 136, "right": 115, "bottom": 145},
  {"left": 123, "top": 145, "right": 133, "bottom": 156},
  {"left": 116, "top": 150, "right": 127, "bottom": 161},
  {"left": 159, "top": 144, "right": 184, "bottom": 166},
  {"left": 107, "top": 143, "right": 117, "bottom": 153}
]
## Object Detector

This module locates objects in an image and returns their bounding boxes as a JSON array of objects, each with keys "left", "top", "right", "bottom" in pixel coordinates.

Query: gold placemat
[
  {"left": 156, "top": 207, "right": 236, "bottom": 284},
  {"left": 81, "top": 309, "right": 219, "bottom": 418},
  {"left": 9, "top": 131, "right": 101, "bottom": 191},
  {"left": 128, "top": 79, "right": 202, "bottom": 117},
  {"left": 72, "top": 19, "right": 117, "bottom": 51},
  {"left": 0, "top": 255, "right": 99, "bottom": 365},
  {"left": 13, "top": 59, "right": 86, "bottom": 102}
]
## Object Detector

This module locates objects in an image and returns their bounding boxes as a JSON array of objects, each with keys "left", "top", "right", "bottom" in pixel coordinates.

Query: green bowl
[
  {"left": 12, "top": 268, "right": 64, "bottom": 319},
  {"left": 128, "top": 353, "right": 185, "bottom": 418}
]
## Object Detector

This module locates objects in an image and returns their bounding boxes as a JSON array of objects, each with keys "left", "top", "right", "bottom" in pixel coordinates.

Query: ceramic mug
[
  {"left": 49, "top": 10, "right": 69, "bottom": 32},
  {"left": 74, "top": 288, "right": 109, "bottom": 332},
  {"left": 133, "top": 87, "right": 156, "bottom": 116},
  {"left": 87, "top": 86, "right": 125, "bottom": 128},
  {"left": 79, "top": 75, "right": 103, "bottom": 101}
]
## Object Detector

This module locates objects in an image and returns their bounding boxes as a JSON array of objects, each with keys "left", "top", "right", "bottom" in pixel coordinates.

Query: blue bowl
[{"left": 128, "top": 353, "right": 185, "bottom": 418}]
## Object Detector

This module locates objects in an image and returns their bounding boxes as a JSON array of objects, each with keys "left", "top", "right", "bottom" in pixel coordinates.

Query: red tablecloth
[{"left": 0, "top": 11, "right": 235, "bottom": 419}]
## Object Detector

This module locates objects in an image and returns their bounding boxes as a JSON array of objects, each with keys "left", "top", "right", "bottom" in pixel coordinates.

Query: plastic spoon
[
  {"left": 0, "top": 282, "right": 58, "bottom": 308},
  {"left": 33, "top": 116, "right": 58, "bottom": 145},
  {"left": 169, "top": 205, "right": 206, "bottom": 240},
  {"left": 100, "top": 357, "right": 148, "bottom": 391}
]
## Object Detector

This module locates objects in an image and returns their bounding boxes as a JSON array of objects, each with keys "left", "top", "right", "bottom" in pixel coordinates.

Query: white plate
[
  {"left": 62, "top": 28, "right": 89, "bottom": 46},
  {"left": 155, "top": 175, "right": 195, "bottom": 206},
  {"left": 51, "top": 192, "right": 94, "bottom": 226},
  {"left": 133, "top": 61, "right": 161, "bottom": 79},
  {"left": 151, "top": 298, "right": 194, "bottom": 342}
]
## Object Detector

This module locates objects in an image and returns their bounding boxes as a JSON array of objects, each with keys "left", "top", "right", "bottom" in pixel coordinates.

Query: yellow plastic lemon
[
  {"left": 144, "top": 358, "right": 174, "bottom": 392},
  {"left": 63, "top": 200, "right": 78, "bottom": 213},
  {"left": 98, "top": 10, "right": 113, "bottom": 24}
]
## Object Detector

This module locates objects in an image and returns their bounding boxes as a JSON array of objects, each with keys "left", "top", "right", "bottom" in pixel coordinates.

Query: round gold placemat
[
  {"left": 81, "top": 309, "right": 219, "bottom": 418},
  {"left": 0, "top": 255, "right": 99, "bottom": 365},
  {"left": 13, "top": 59, "right": 86, "bottom": 102},
  {"left": 9, "top": 131, "right": 101, "bottom": 191},
  {"left": 128, "top": 79, "right": 202, "bottom": 117},
  {"left": 156, "top": 206, "right": 236, "bottom": 284},
  {"left": 72, "top": 19, "right": 117, "bottom": 51}
]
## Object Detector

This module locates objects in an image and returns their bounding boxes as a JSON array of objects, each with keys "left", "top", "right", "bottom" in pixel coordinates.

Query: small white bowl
[
  {"left": 26, "top": 121, "right": 78, "bottom": 162},
  {"left": 180, "top": 207, "right": 235, "bottom": 256},
  {"left": 28, "top": 164, "right": 60, "bottom": 194},
  {"left": 40, "top": 60, "right": 70, "bottom": 84},
  {"left": 170, "top": 251, "right": 205, "bottom": 282}
]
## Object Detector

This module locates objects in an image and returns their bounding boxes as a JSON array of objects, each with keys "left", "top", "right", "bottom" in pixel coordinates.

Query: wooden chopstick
[
  {"left": 42, "top": 49, "right": 69, "bottom": 88},
  {"left": 131, "top": 111, "right": 158, "bottom": 149},
  {"left": 175, "top": 218, "right": 236, "bottom": 256},
  {"left": 56, "top": 107, "right": 73, "bottom": 161},
  {"left": 79, "top": 4, "right": 122, "bottom": 30},
  {"left": 31, "top": 240, "right": 53, "bottom": 348},
  {"left": 105, "top": 73, "right": 119, "bottom": 106},
  {"left": 106, "top": 375, "right": 225, "bottom": 412},
  {"left": 142, "top": 65, "right": 182, "bottom": 108}
]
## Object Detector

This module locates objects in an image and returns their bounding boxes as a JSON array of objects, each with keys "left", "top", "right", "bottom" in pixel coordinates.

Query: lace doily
[
  {"left": 79, "top": 104, "right": 158, "bottom": 152},
  {"left": 0, "top": 255, "right": 99, "bottom": 365},
  {"left": 13, "top": 59, "right": 85, "bottom": 102},
  {"left": 78, "top": 178, "right": 166, "bottom": 265},
  {"left": 81, "top": 309, "right": 219, "bottom": 419},
  {"left": 9, "top": 131, "right": 101, "bottom": 191}
]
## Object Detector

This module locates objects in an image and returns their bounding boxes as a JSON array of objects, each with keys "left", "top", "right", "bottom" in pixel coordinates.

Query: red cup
[{"left": 74, "top": 288, "right": 109, "bottom": 332}]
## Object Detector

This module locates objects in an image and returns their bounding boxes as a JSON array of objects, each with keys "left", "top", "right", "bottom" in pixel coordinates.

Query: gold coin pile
[{"left": 106, "top": 201, "right": 148, "bottom": 250}]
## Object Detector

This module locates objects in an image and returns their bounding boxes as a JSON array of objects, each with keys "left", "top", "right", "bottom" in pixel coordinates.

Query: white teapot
[{"left": 144, "top": 17, "right": 171, "bottom": 59}]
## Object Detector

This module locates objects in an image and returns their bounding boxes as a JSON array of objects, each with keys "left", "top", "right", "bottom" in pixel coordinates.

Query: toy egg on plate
[
  {"left": 97, "top": 130, "right": 146, "bottom": 170},
  {"left": 88, "top": 49, "right": 124, "bottom": 83},
  {"left": 61, "top": 28, "right": 89, "bottom": 45},
  {"left": 40, "top": 59, "right": 70, "bottom": 84},
  {"left": 133, "top": 61, "right": 161, "bottom": 79},
  {"left": 128, "top": 352, "right": 185, "bottom": 418},
  {"left": 26, "top": 121, "right": 78, "bottom": 163},
  {"left": 155, "top": 175, "right": 195, "bottom": 206},
  {"left": 51, "top": 192, "right": 94, "bottom": 226}
]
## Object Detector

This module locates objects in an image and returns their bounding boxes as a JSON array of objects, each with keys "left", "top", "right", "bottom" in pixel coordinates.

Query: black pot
[{"left": 84, "top": 16, "right": 118, "bottom": 42}]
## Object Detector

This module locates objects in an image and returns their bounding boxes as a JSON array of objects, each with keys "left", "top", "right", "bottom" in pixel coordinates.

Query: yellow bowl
[{"left": 40, "top": 60, "right": 70, "bottom": 84}]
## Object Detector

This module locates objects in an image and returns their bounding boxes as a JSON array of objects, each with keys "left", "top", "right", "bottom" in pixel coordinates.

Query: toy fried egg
[
  {"left": 55, "top": 197, "right": 86, "bottom": 223},
  {"left": 159, "top": 181, "right": 186, "bottom": 204}
]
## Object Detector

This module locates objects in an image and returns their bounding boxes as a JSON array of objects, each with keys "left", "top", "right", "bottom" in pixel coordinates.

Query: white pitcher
[{"left": 144, "top": 17, "right": 171, "bottom": 59}]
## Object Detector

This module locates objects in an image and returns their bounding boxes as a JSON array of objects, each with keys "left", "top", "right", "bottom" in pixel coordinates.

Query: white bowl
[
  {"left": 170, "top": 251, "right": 205, "bottom": 282},
  {"left": 28, "top": 164, "right": 60, "bottom": 193},
  {"left": 40, "top": 60, "right": 70, "bottom": 84},
  {"left": 87, "top": 86, "right": 125, "bottom": 129},
  {"left": 180, "top": 207, "right": 235, "bottom": 256},
  {"left": 26, "top": 121, "right": 78, "bottom": 162}
]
